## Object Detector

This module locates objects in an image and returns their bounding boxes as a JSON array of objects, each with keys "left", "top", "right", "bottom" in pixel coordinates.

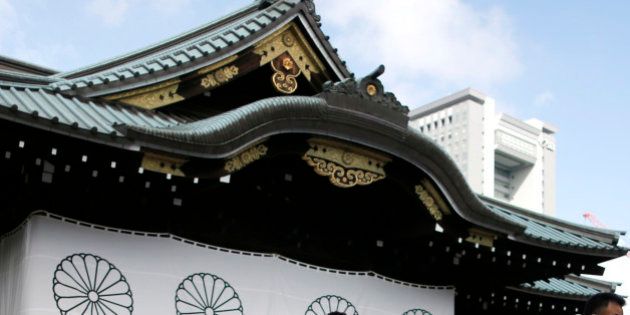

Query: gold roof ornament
[
  {"left": 224, "top": 144, "right": 268, "bottom": 173},
  {"left": 104, "top": 79, "right": 184, "bottom": 110},
  {"left": 415, "top": 179, "right": 451, "bottom": 221},
  {"left": 200, "top": 65, "right": 239, "bottom": 89},
  {"left": 466, "top": 228, "right": 497, "bottom": 248},
  {"left": 271, "top": 54, "right": 301, "bottom": 94},
  {"left": 141, "top": 152, "right": 187, "bottom": 177},
  {"left": 302, "top": 138, "right": 391, "bottom": 188},
  {"left": 255, "top": 22, "right": 328, "bottom": 94}
]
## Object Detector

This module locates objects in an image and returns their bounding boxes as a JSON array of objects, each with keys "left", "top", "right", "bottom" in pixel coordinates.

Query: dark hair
[{"left": 584, "top": 292, "right": 626, "bottom": 315}]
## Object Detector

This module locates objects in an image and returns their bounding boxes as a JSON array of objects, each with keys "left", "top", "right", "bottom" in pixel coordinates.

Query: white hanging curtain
[{"left": 0, "top": 213, "right": 454, "bottom": 315}]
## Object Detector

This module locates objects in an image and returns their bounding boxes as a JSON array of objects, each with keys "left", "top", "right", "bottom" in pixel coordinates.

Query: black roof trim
[{"left": 0, "top": 54, "right": 58, "bottom": 76}]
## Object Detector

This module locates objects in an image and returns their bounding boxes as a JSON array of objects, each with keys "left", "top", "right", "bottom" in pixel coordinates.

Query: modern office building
[{"left": 409, "top": 88, "right": 557, "bottom": 215}]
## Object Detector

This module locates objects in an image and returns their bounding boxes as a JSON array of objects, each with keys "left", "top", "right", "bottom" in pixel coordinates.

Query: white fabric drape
[
  {"left": 1, "top": 213, "right": 454, "bottom": 315},
  {"left": 0, "top": 220, "right": 29, "bottom": 315}
]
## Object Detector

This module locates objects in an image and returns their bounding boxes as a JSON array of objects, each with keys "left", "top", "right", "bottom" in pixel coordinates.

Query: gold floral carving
[
  {"left": 415, "top": 184, "right": 443, "bottom": 221},
  {"left": 105, "top": 79, "right": 184, "bottom": 110},
  {"left": 465, "top": 228, "right": 497, "bottom": 247},
  {"left": 141, "top": 152, "right": 187, "bottom": 177},
  {"left": 200, "top": 65, "right": 239, "bottom": 89},
  {"left": 254, "top": 22, "right": 327, "bottom": 82},
  {"left": 271, "top": 55, "right": 301, "bottom": 94},
  {"left": 302, "top": 138, "right": 390, "bottom": 188},
  {"left": 420, "top": 179, "right": 451, "bottom": 215},
  {"left": 224, "top": 144, "right": 268, "bottom": 173}
]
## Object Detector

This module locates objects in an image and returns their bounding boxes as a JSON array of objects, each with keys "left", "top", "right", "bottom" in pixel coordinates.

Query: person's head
[{"left": 584, "top": 292, "right": 625, "bottom": 315}]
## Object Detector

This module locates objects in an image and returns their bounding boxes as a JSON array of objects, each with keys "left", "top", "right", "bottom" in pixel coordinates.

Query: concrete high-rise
[{"left": 409, "top": 88, "right": 557, "bottom": 215}]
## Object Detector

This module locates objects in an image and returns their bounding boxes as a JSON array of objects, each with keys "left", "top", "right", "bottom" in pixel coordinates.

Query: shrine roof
[
  {"left": 0, "top": 68, "right": 626, "bottom": 259},
  {"left": 46, "top": 0, "right": 349, "bottom": 96},
  {"left": 482, "top": 196, "right": 627, "bottom": 257},
  {"left": 516, "top": 274, "right": 619, "bottom": 301},
  {"left": 0, "top": 54, "right": 58, "bottom": 76},
  {"left": 0, "top": 83, "right": 190, "bottom": 137}
]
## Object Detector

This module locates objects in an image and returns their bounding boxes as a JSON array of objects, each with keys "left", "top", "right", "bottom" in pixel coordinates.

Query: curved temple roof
[
  {"left": 0, "top": 73, "right": 626, "bottom": 258},
  {"left": 482, "top": 197, "right": 627, "bottom": 256},
  {"left": 0, "top": 0, "right": 625, "bottom": 271},
  {"left": 44, "top": 0, "right": 350, "bottom": 97},
  {"left": 515, "top": 274, "right": 619, "bottom": 301},
  {"left": 0, "top": 2, "right": 627, "bottom": 311}
]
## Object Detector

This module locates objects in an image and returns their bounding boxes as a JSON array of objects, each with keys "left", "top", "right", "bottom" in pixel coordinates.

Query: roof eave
[
  {"left": 56, "top": 2, "right": 261, "bottom": 79},
  {"left": 112, "top": 95, "right": 525, "bottom": 236},
  {"left": 52, "top": 0, "right": 351, "bottom": 97},
  {"left": 480, "top": 195, "right": 624, "bottom": 243}
]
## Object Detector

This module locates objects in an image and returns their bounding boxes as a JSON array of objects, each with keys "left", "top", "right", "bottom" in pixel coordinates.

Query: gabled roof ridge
[
  {"left": 565, "top": 274, "right": 619, "bottom": 291},
  {"left": 49, "top": 0, "right": 352, "bottom": 96},
  {"left": 479, "top": 195, "right": 625, "bottom": 243},
  {"left": 55, "top": 1, "right": 262, "bottom": 79},
  {"left": 511, "top": 275, "right": 612, "bottom": 301},
  {"left": 0, "top": 82, "right": 191, "bottom": 142},
  {"left": 0, "top": 54, "right": 58, "bottom": 75},
  {"left": 0, "top": 69, "right": 60, "bottom": 87}
]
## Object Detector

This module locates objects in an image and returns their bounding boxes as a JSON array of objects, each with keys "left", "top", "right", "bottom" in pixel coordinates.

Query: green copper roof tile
[
  {"left": 51, "top": 0, "right": 301, "bottom": 94},
  {"left": 0, "top": 84, "right": 189, "bottom": 136},
  {"left": 482, "top": 199, "right": 625, "bottom": 253},
  {"left": 519, "top": 277, "right": 603, "bottom": 298}
]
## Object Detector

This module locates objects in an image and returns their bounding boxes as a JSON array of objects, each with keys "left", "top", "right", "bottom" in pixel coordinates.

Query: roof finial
[
  {"left": 302, "top": 0, "right": 321, "bottom": 22},
  {"left": 368, "top": 65, "right": 385, "bottom": 80},
  {"left": 319, "top": 65, "right": 409, "bottom": 126}
]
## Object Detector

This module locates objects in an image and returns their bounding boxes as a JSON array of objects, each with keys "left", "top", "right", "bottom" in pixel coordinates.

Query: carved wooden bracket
[
  {"left": 254, "top": 23, "right": 326, "bottom": 93},
  {"left": 466, "top": 228, "right": 497, "bottom": 247},
  {"left": 105, "top": 79, "right": 184, "bottom": 110},
  {"left": 271, "top": 53, "right": 301, "bottom": 94},
  {"left": 415, "top": 184, "right": 443, "bottom": 221},
  {"left": 141, "top": 152, "right": 187, "bottom": 176},
  {"left": 200, "top": 65, "right": 239, "bottom": 89},
  {"left": 302, "top": 138, "right": 390, "bottom": 188},
  {"left": 414, "top": 179, "right": 452, "bottom": 221},
  {"left": 224, "top": 144, "right": 268, "bottom": 173}
]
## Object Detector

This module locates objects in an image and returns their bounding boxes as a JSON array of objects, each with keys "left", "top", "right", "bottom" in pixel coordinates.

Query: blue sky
[{"left": 1, "top": 0, "right": 628, "bottom": 235}]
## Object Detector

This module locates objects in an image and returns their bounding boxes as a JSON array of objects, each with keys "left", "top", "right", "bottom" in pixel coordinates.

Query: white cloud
[
  {"left": 85, "top": 0, "right": 130, "bottom": 27},
  {"left": 534, "top": 91, "right": 555, "bottom": 107},
  {"left": 0, "top": 0, "right": 17, "bottom": 49},
  {"left": 318, "top": 0, "right": 522, "bottom": 106}
]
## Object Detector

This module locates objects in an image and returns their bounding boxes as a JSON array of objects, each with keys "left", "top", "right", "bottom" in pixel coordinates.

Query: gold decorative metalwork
[
  {"left": 141, "top": 152, "right": 187, "bottom": 176},
  {"left": 254, "top": 22, "right": 327, "bottom": 82},
  {"left": 105, "top": 79, "right": 184, "bottom": 110},
  {"left": 465, "top": 228, "right": 497, "bottom": 247},
  {"left": 420, "top": 179, "right": 451, "bottom": 215},
  {"left": 224, "top": 144, "right": 268, "bottom": 173},
  {"left": 366, "top": 84, "right": 377, "bottom": 96},
  {"left": 200, "top": 65, "right": 239, "bottom": 89},
  {"left": 415, "top": 184, "right": 442, "bottom": 221},
  {"left": 302, "top": 138, "right": 390, "bottom": 188},
  {"left": 271, "top": 54, "right": 301, "bottom": 94}
]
